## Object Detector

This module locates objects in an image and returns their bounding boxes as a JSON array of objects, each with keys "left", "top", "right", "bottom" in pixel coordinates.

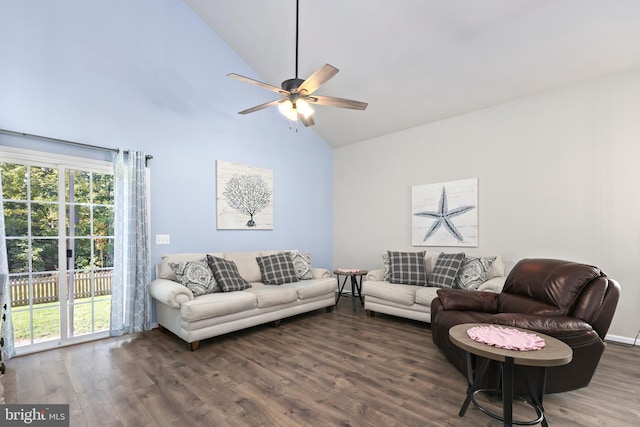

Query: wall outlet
[{"left": 155, "top": 234, "right": 170, "bottom": 245}]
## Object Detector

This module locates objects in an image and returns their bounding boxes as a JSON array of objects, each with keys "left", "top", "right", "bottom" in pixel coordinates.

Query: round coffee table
[{"left": 449, "top": 323, "right": 573, "bottom": 427}]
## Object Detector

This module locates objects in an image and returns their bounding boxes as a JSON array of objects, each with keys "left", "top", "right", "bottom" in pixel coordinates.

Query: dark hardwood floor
[{"left": 3, "top": 301, "right": 640, "bottom": 426}]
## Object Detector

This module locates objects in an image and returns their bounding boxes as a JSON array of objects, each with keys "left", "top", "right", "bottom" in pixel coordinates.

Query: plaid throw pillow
[
  {"left": 206, "top": 255, "right": 252, "bottom": 292},
  {"left": 257, "top": 252, "right": 300, "bottom": 285},
  {"left": 429, "top": 252, "right": 466, "bottom": 288},
  {"left": 388, "top": 251, "right": 427, "bottom": 285}
]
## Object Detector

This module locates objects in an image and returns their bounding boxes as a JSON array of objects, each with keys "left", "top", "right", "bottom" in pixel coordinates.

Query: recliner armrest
[
  {"left": 491, "top": 313, "right": 594, "bottom": 337},
  {"left": 435, "top": 289, "right": 499, "bottom": 313},
  {"left": 148, "top": 278, "right": 194, "bottom": 308}
]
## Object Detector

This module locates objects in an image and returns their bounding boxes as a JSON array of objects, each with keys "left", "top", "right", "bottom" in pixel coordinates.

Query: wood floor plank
[{"left": 2, "top": 302, "right": 640, "bottom": 426}]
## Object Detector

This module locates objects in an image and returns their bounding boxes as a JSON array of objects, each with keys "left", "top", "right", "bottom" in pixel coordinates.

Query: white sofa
[
  {"left": 362, "top": 252, "right": 506, "bottom": 323},
  {"left": 148, "top": 250, "right": 337, "bottom": 350}
]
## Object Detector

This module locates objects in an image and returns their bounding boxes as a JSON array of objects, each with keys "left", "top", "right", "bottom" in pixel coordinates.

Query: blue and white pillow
[
  {"left": 290, "top": 251, "right": 313, "bottom": 280},
  {"left": 168, "top": 258, "right": 220, "bottom": 296},
  {"left": 454, "top": 256, "right": 497, "bottom": 290}
]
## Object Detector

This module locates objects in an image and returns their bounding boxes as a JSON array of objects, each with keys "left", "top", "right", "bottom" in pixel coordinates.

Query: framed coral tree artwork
[
  {"left": 412, "top": 178, "right": 478, "bottom": 247},
  {"left": 216, "top": 160, "right": 274, "bottom": 230}
]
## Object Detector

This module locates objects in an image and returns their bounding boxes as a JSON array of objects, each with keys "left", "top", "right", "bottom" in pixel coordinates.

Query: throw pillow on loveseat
[{"left": 363, "top": 251, "right": 506, "bottom": 323}]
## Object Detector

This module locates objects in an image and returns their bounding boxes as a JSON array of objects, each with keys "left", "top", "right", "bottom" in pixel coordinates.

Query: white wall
[{"left": 334, "top": 67, "right": 640, "bottom": 340}]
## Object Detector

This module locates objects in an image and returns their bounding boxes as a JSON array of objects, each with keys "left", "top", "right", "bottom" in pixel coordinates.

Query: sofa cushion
[
  {"left": 207, "top": 255, "right": 252, "bottom": 292},
  {"left": 429, "top": 252, "right": 465, "bottom": 288},
  {"left": 290, "top": 251, "right": 313, "bottom": 280},
  {"left": 256, "top": 252, "right": 299, "bottom": 285},
  {"left": 168, "top": 257, "right": 220, "bottom": 296},
  {"left": 363, "top": 281, "right": 417, "bottom": 306},
  {"left": 280, "top": 279, "right": 336, "bottom": 299},
  {"left": 388, "top": 251, "right": 427, "bottom": 285},
  {"left": 180, "top": 291, "right": 257, "bottom": 322},
  {"left": 223, "top": 251, "right": 263, "bottom": 283},
  {"left": 454, "top": 256, "right": 497, "bottom": 290},
  {"left": 415, "top": 286, "right": 440, "bottom": 306},
  {"left": 244, "top": 286, "right": 298, "bottom": 308}
]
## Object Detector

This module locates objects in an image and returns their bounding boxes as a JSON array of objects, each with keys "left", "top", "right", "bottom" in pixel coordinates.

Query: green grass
[{"left": 11, "top": 296, "right": 111, "bottom": 344}]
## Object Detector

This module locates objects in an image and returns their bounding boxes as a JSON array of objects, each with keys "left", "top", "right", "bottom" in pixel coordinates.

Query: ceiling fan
[{"left": 227, "top": 0, "right": 368, "bottom": 127}]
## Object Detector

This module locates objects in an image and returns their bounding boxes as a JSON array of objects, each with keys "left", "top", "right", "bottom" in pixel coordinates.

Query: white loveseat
[
  {"left": 363, "top": 252, "right": 506, "bottom": 323},
  {"left": 148, "top": 250, "right": 337, "bottom": 350}
]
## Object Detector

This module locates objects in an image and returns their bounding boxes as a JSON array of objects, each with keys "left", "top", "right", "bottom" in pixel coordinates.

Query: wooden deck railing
[{"left": 10, "top": 270, "right": 113, "bottom": 306}]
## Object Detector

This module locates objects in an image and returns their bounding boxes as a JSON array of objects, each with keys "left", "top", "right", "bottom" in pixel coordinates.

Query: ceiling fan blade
[
  {"left": 297, "top": 64, "right": 338, "bottom": 95},
  {"left": 238, "top": 99, "right": 282, "bottom": 115},
  {"left": 308, "top": 95, "right": 368, "bottom": 110},
  {"left": 300, "top": 113, "right": 315, "bottom": 127},
  {"left": 228, "top": 73, "right": 288, "bottom": 95}
]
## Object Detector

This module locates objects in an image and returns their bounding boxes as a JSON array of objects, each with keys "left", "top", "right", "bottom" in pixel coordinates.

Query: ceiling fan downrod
[{"left": 282, "top": 0, "right": 303, "bottom": 92}]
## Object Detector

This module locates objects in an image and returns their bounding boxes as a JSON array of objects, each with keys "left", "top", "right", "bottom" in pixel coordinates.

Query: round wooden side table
[
  {"left": 449, "top": 323, "right": 573, "bottom": 427},
  {"left": 333, "top": 269, "right": 367, "bottom": 312}
]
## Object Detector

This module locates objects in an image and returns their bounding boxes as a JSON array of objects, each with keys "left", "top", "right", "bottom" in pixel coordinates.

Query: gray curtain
[
  {"left": 110, "top": 149, "right": 152, "bottom": 335},
  {"left": 0, "top": 171, "right": 16, "bottom": 359}
]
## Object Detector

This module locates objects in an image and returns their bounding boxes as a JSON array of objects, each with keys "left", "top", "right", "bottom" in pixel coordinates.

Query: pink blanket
[{"left": 467, "top": 325, "right": 546, "bottom": 351}]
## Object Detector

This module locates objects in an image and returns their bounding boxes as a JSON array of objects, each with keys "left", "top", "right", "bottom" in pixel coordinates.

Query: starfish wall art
[{"left": 412, "top": 178, "right": 478, "bottom": 247}]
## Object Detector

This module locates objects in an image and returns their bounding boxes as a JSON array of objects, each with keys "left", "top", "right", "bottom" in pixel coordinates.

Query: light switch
[{"left": 156, "top": 234, "right": 170, "bottom": 245}]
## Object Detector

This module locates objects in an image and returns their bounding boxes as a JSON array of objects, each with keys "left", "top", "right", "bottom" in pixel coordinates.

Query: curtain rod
[{"left": 0, "top": 128, "right": 153, "bottom": 161}]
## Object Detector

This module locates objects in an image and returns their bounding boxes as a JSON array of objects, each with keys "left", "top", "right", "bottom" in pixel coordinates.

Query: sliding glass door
[{"left": 1, "top": 152, "right": 113, "bottom": 353}]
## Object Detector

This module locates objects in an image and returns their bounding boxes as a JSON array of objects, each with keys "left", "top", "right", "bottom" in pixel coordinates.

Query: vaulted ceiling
[{"left": 184, "top": 0, "right": 640, "bottom": 148}]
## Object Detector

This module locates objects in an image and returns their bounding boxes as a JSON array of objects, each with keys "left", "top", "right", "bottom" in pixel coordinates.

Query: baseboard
[{"left": 605, "top": 333, "right": 639, "bottom": 346}]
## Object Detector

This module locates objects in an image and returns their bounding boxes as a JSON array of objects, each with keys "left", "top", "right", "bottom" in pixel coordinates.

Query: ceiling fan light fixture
[
  {"left": 278, "top": 100, "right": 298, "bottom": 121},
  {"left": 278, "top": 99, "right": 293, "bottom": 115},
  {"left": 296, "top": 99, "right": 314, "bottom": 119}
]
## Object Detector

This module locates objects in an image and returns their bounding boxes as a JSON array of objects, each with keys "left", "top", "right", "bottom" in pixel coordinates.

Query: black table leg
[
  {"left": 335, "top": 275, "right": 349, "bottom": 304},
  {"left": 503, "top": 357, "right": 514, "bottom": 427},
  {"left": 349, "top": 275, "right": 364, "bottom": 312},
  {"left": 350, "top": 275, "right": 356, "bottom": 311},
  {"left": 459, "top": 354, "right": 491, "bottom": 417},
  {"left": 525, "top": 367, "right": 548, "bottom": 427}
]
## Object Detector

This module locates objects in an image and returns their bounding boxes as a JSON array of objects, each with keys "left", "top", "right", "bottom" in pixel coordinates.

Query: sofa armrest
[
  {"left": 367, "top": 269, "right": 384, "bottom": 281},
  {"left": 311, "top": 268, "right": 330, "bottom": 279},
  {"left": 435, "top": 288, "right": 499, "bottom": 313},
  {"left": 476, "top": 276, "right": 506, "bottom": 293},
  {"left": 148, "top": 279, "right": 194, "bottom": 309}
]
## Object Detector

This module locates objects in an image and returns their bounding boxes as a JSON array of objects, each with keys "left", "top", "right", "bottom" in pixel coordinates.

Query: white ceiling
[{"left": 183, "top": 0, "right": 640, "bottom": 148}]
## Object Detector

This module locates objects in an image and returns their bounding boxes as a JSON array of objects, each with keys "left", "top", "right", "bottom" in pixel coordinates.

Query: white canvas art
[
  {"left": 216, "top": 160, "right": 273, "bottom": 230},
  {"left": 412, "top": 178, "right": 478, "bottom": 247}
]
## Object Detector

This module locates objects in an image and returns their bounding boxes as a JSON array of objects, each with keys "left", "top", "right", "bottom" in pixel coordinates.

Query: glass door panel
[
  {"left": 65, "top": 169, "right": 113, "bottom": 340},
  {"left": 2, "top": 159, "right": 114, "bottom": 353}
]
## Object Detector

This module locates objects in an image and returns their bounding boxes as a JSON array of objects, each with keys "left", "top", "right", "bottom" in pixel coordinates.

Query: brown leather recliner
[{"left": 431, "top": 258, "right": 620, "bottom": 394}]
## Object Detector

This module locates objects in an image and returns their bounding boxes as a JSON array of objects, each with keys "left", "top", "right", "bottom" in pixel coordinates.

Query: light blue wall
[{"left": 0, "top": 1, "right": 334, "bottom": 270}]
